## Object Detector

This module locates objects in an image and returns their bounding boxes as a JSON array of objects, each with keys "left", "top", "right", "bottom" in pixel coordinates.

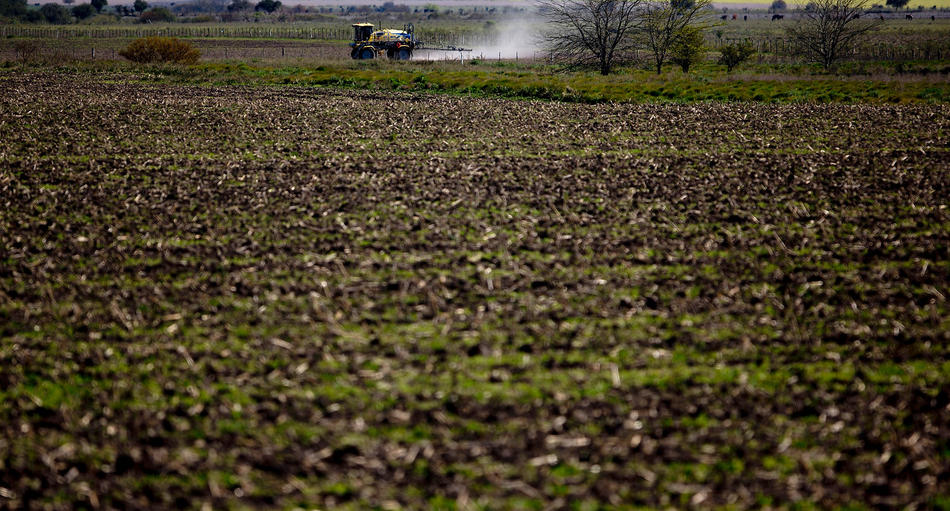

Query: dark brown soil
[{"left": 0, "top": 71, "right": 948, "bottom": 510}]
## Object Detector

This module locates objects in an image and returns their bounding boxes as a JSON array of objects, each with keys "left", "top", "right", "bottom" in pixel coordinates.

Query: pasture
[{"left": 0, "top": 68, "right": 948, "bottom": 509}]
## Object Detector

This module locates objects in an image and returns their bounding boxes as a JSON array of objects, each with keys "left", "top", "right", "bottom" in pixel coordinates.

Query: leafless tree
[
  {"left": 641, "top": 0, "right": 713, "bottom": 74},
  {"left": 787, "top": 0, "right": 880, "bottom": 69},
  {"left": 539, "top": 0, "right": 645, "bottom": 75}
]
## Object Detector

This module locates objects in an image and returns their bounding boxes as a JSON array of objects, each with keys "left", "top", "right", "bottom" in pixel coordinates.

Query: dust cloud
[{"left": 469, "top": 17, "right": 545, "bottom": 60}]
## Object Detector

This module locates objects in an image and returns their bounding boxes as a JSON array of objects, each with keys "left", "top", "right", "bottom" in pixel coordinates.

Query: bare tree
[
  {"left": 539, "top": 0, "right": 645, "bottom": 75},
  {"left": 787, "top": 0, "right": 880, "bottom": 69},
  {"left": 641, "top": 0, "right": 712, "bottom": 74}
]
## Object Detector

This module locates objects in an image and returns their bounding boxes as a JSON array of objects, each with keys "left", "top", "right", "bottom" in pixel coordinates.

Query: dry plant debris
[{"left": 0, "top": 71, "right": 948, "bottom": 510}]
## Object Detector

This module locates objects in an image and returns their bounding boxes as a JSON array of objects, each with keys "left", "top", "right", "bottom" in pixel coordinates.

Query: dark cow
[
  {"left": 771, "top": 14, "right": 784, "bottom": 20},
  {"left": 721, "top": 14, "right": 728, "bottom": 19},
  {"left": 905, "top": 14, "right": 913, "bottom": 19}
]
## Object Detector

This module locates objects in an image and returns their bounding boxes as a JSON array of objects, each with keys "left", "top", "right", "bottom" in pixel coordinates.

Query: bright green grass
[{"left": 46, "top": 57, "right": 950, "bottom": 104}]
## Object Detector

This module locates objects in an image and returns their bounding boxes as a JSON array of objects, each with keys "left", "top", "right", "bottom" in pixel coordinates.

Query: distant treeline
[
  {"left": 0, "top": 0, "right": 180, "bottom": 24},
  {"left": 0, "top": 0, "right": 528, "bottom": 25}
]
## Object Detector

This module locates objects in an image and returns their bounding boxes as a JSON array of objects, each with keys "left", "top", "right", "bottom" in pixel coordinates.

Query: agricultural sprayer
[{"left": 350, "top": 23, "right": 471, "bottom": 60}]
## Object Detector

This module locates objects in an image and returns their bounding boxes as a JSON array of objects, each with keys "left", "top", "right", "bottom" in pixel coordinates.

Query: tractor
[{"left": 351, "top": 23, "right": 416, "bottom": 60}]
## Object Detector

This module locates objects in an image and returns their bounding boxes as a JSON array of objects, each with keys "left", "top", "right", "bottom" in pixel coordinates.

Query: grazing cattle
[
  {"left": 932, "top": 15, "right": 936, "bottom": 20},
  {"left": 771, "top": 14, "right": 784, "bottom": 20},
  {"left": 879, "top": 14, "right": 885, "bottom": 20},
  {"left": 744, "top": 14, "right": 748, "bottom": 20},
  {"left": 732, "top": 14, "right": 737, "bottom": 19},
  {"left": 905, "top": 14, "right": 913, "bottom": 19},
  {"left": 721, "top": 14, "right": 728, "bottom": 19}
]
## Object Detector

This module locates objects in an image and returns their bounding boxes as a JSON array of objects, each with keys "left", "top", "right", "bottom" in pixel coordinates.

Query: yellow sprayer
[{"left": 350, "top": 23, "right": 471, "bottom": 60}]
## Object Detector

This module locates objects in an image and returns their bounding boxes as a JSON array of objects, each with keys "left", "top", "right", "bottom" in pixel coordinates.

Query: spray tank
[{"left": 350, "top": 23, "right": 471, "bottom": 60}]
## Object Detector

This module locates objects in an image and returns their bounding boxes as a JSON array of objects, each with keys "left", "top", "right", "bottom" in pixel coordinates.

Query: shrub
[
  {"left": 40, "top": 2, "right": 71, "bottom": 23},
  {"left": 71, "top": 3, "right": 95, "bottom": 19},
  {"left": 139, "top": 6, "right": 174, "bottom": 22},
  {"left": 718, "top": 42, "right": 755, "bottom": 72},
  {"left": 0, "top": 0, "right": 28, "bottom": 19},
  {"left": 670, "top": 26, "right": 706, "bottom": 74},
  {"left": 12, "top": 39, "right": 40, "bottom": 64},
  {"left": 254, "top": 0, "right": 280, "bottom": 12},
  {"left": 119, "top": 37, "right": 200, "bottom": 64}
]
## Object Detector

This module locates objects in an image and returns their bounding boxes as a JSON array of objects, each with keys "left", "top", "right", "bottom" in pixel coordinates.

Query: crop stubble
[{"left": 0, "top": 71, "right": 948, "bottom": 509}]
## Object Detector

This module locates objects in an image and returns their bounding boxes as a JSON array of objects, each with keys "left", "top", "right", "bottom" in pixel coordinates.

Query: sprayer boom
[
  {"left": 415, "top": 45, "right": 473, "bottom": 52},
  {"left": 349, "top": 22, "right": 471, "bottom": 60}
]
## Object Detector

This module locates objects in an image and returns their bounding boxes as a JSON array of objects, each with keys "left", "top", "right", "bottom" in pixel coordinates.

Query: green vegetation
[
  {"left": 96, "top": 58, "right": 950, "bottom": 103},
  {"left": 119, "top": 36, "right": 201, "bottom": 64},
  {"left": 670, "top": 25, "right": 706, "bottom": 73},
  {"left": 139, "top": 6, "right": 176, "bottom": 23},
  {"left": 718, "top": 41, "right": 756, "bottom": 72},
  {"left": 3, "top": 21, "right": 948, "bottom": 104}
]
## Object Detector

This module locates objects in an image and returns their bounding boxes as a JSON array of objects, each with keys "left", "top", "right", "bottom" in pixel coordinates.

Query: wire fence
[
  {"left": 3, "top": 24, "right": 949, "bottom": 62},
  {"left": 0, "top": 24, "right": 351, "bottom": 40},
  {"left": 713, "top": 35, "right": 950, "bottom": 60},
  {"left": 0, "top": 24, "right": 496, "bottom": 47}
]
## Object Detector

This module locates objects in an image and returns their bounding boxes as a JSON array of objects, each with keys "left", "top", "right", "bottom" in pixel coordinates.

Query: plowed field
[{"left": 1, "top": 71, "right": 948, "bottom": 510}]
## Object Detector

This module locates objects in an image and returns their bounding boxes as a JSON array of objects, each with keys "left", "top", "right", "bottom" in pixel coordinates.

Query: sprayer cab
[
  {"left": 350, "top": 23, "right": 415, "bottom": 60},
  {"left": 353, "top": 23, "right": 374, "bottom": 43}
]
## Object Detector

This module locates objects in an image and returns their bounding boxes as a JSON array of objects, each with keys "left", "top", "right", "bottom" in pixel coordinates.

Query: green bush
[
  {"left": 119, "top": 37, "right": 200, "bottom": 64},
  {"left": 670, "top": 26, "right": 706, "bottom": 74},
  {"left": 138, "top": 6, "right": 174, "bottom": 22},
  {"left": 0, "top": 0, "right": 28, "bottom": 19},
  {"left": 71, "top": 3, "right": 94, "bottom": 19},
  {"left": 254, "top": 0, "right": 280, "bottom": 12},
  {"left": 718, "top": 42, "right": 755, "bottom": 72},
  {"left": 40, "top": 3, "right": 71, "bottom": 23}
]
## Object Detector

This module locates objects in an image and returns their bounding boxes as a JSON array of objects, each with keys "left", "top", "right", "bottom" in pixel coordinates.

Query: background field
[
  {"left": 3, "top": 17, "right": 950, "bottom": 56},
  {"left": 1, "top": 69, "right": 948, "bottom": 509},
  {"left": 3, "top": 11, "right": 950, "bottom": 105}
]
